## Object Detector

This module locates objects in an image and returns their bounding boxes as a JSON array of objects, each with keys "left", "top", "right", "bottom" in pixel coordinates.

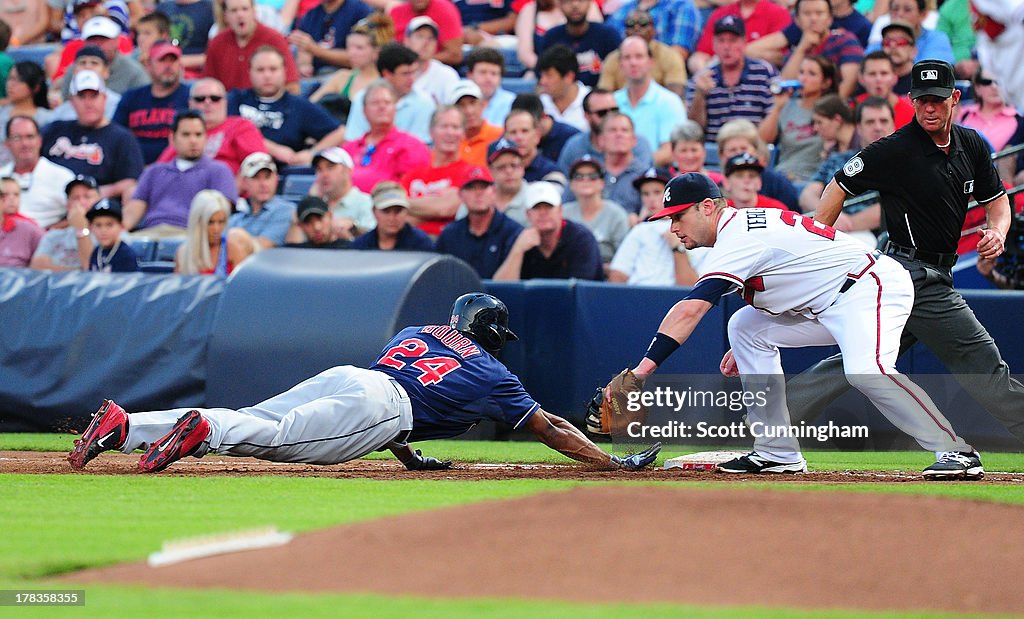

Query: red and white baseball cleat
[
  {"left": 68, "top": 400, "right": 130, "bottom": 470},
  {"left": 138, "top": 410, "right": 210, "bottom": 473}
]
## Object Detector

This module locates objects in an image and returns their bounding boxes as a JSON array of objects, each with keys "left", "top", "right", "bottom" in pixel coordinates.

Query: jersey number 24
[{"left": 378, "top": 338, "right": 462, "bottom": 386}]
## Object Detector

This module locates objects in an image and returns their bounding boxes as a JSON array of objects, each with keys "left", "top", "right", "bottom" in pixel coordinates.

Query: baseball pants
[
  {"left": 728, "top": 257, "right": 973, "bottom": 463},
  {"left": 786, "top": 258, "right": 1024, "bottom": 444},
  {"left": 121, "top": 366, "right": 414, "bottom": 464}
]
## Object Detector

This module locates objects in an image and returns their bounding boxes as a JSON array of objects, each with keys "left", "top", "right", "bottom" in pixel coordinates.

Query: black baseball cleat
[
  {"left": 717, "top": 451, "right": 808, "bottom": 474},
  {"left": 68, "top": 400, "right": 129, "bottom": 470},
  {"left": 138, "top": 410, "right": 211, "bottom": 473},
  {"left": 923, "top": 451, "right": 984, "bottom": 481}
]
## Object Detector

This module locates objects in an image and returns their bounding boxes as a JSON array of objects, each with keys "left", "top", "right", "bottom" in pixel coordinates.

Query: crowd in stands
[{"left": 0, "top": 0, "right": 1020, "bottom": 284}]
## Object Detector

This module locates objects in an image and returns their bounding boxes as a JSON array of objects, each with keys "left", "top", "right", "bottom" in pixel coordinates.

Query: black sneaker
[
  {"left": 717, "top": 451, "right": 807, "bottom": 474},
  {"left": 923, "top": 451, "right": 984, "bottom": 481}
]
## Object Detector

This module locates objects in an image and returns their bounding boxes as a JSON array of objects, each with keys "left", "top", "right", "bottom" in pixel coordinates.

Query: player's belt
[{"left": 883, "top": 241, "right": 958, "bottom": 268}]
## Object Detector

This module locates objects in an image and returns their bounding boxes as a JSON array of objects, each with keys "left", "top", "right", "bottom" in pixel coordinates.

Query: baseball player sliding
[
  {"left": 68, "top": 293, "right": 660, "bottom": 474},
  {"left": 608, "top": 172, "right": 981, "bottom": 479}
]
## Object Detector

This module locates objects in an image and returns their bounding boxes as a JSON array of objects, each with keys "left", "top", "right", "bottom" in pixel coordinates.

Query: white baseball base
[{"left": 664, "top": 451, "right": 747, "bottom": 471}]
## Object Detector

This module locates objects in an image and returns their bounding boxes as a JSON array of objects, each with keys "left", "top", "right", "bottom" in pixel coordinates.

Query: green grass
[
  {"left": 0, "top": 580, "right": 1002, "bottom": 619},
  {"left": 8, "top": 433, "right": 1024, "bottom": 471},
  {"left": 4, "top": 434, "right": 1024, "bottom": 618}
]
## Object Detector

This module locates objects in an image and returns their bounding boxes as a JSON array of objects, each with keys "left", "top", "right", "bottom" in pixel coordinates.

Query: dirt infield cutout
[{"left": 60, "top": 485, "right": 1024, "bottom": 614}]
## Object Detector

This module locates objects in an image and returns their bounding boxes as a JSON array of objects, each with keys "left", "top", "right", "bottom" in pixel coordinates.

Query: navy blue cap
[
  {"left": 632, "top": 166, "right": 672, "bottom": 190},
  {"left": 569, "top": 154, "right": 604, "bottom": 176},
  {"left": 85, "top": 198, "right": 122, "bottom": 221},
  {"left": 487, "top": 138, "right": 521, "bottom": 164},
  {"left": 647, "top": 172, "right": 722, "bottom": 221},
  {"left": 724, "top": 152, "right": 763, "bottom": 176},
  {"left": 65, "top": 174, "right": 99, "bottom": 195}
]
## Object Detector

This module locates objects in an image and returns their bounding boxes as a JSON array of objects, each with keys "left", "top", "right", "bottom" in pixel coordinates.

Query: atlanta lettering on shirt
[
  {"left": 419, "top": 325, "right": 482, "bottom": 358},
  {"left": 128, "top": 108, "right": 177, "bottom": 129}
]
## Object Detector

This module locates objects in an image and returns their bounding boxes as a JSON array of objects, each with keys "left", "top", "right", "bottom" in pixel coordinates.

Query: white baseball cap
[
  {"left": 82, "top": 16, "right": 121, "bottom": 40},
  {"left": 240, "top": 152, "right": 276, "bottom": 178},
  {"left": 447, "top": 79, "right": 483, "bottom": 105},
  {"left": 526, "top": 181, "right": 562, "bottom": 208},
  {"left": 406, "top": 15, "right": 440, "bottom": 38},
  {"left": 312, "top": 147, "right": 354, "bottom": 169},
  {"left": 70, "top": 70, "right": 107, "bottom": 96}
]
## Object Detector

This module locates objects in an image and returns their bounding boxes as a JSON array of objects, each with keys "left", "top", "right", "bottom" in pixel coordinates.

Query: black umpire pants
[{"left": 786, "top": 257, "right": 1024, "bottom": 445}]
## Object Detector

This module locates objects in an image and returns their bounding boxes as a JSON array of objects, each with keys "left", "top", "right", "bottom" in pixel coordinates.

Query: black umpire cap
[
  {"left": 647, "top": 172, "right": 721, "bottom": 221},
  {"left": 910, "top": 60, "right": 956, "bottom": 100}
]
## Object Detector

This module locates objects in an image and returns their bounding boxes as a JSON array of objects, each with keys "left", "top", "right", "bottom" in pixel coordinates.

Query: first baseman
[
  {"left": 68, "top": 294, "right": 660, "bottom": 473},
  {"left": 612, "top": 172, "right": 981, "bottom": 479}
]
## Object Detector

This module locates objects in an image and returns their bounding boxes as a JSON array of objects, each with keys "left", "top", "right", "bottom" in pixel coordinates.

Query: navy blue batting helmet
[{"left": 449, "top": 293, "right": 518, "bottom": 353}]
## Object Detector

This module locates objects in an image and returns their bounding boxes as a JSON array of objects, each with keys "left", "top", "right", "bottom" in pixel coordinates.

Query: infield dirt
[{"left": 7, "top": 451, "right": 1022, "bottom": 614}]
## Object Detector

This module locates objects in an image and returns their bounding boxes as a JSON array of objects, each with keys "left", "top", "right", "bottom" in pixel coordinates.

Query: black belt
[{"left": 883, "top": 241, "right": 958, "bottom": 268}]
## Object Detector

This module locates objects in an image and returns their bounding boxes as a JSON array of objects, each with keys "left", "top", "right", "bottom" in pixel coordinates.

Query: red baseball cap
[{"left": 460, "top": 165, "right": 494, "bottom": 188}]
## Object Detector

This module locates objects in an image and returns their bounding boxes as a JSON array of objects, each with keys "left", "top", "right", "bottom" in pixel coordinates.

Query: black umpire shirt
[{"left": 832, "top": 118, "right": 1004, "bottom": 254}]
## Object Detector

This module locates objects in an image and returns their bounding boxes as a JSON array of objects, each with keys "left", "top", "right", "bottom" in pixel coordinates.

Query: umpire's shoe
[
  {"left": 68, "top": 400, "right": 129, "bottom": 470},
  {"left": 717, "top": 452, "right": 808, "bottom": 474},
  {"left": 138, "top": 410, "right": 211, "bottom": 473},
  {"left": 923, "top": 451, "right": 984, "bottom": 481}
]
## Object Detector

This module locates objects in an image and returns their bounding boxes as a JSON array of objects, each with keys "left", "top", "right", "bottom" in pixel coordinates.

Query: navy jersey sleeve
[{"left": 299, "top": 98, "right": 341, "bottom": 141}]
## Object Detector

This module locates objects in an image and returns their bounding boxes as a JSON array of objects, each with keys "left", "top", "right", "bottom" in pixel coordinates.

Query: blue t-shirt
[
  {"left": 229, "top": 90, "right": 341, "bottom": 152},
  {"left": 372, "top": 325, "right": 540, "bottom": 441},
  {"left": 435, "top": 210, "right": 523, "bottom": 278},
  {"left": 112, "top": 84, "right": 191, "bottom": 164},
  {"left": 157, "top": 0, "right": 215, "bottom": 55},
  {"left": 297, "top": 0, "right": 372, "bottom": 72},
  {"left": 89, "top": 241, "right": 139, "bottom": 273},
  {"left": 832, "top": 11, "right": 872, "bottom": 47},
  {"left": 453, "top": 0, "right": 513, "bottom": 26},
  {"left": 523, "top": 152, "right": 565, "bottom": 185},
  {"left": 42, "top": 121, "right": 145, "bottom": 187},
  {"left": 521, "top": 219, "right": 603, "bottom": 280},
  {"left": 539, "top": 119, "right": 580, "bottom": 163},
  {"left": 538, "top": 23, "right": 622, "bottom": 87},
  {"left": 350, "top": 223, "right": 436, "bottom": 251}
]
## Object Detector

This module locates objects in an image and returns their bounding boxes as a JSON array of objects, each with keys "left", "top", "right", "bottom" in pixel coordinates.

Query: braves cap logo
[
  {"left": 921, "top": 69, "right": 938, "bottom": 80},
  {"left": 663, "top": 186, "right": 671, "bottom": 204}
]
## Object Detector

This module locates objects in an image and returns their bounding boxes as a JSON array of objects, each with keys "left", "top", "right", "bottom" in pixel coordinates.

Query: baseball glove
[{"left": 585, "top": 368, "right": 648, "bottom": 436}]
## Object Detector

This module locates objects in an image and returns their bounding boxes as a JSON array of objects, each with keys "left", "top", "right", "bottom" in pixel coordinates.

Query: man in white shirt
[
  {"left": 0, "top": 116, "right": 76, "bottom": 228},
  {"left": 536, "top": 45, "right": 590, "bottom": 132}
]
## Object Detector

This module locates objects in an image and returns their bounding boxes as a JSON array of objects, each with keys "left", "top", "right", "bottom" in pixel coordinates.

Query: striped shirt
[
  {"left": 686, "top": 58, "right": 777, "bottom": 141},
  {"left": 607, "top": 0, "right": 703, "bottom": 53}
]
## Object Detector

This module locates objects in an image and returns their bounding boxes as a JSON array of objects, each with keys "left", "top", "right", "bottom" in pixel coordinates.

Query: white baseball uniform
[
  {"left": 119, "top": 366, "right": 413, "bottom": 464},
  {"left": 699, "top": 207, "right": 972, "bottom": 463},
  {"left": 973, "top": 0, "right": 1024, "bottom": 114}
]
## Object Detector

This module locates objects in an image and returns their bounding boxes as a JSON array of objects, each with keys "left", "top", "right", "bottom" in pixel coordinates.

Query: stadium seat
[
  {"left": 280, "top": 173, "right": 315, "bottom": 199},
  {"left": 156, "top": 237, "right": 185, "bottom": 262},
  {"left": 8, "top": 44, "right": 59, "bottom": 67},
  {"left": 501, "top": 76, "right": 537, "bottom": 95},
  {"left": 128, "top": 238, "right": 158, "bottom": 262},
  {"left": 704, "top": 142, "right": 720, "bottom": 172}
]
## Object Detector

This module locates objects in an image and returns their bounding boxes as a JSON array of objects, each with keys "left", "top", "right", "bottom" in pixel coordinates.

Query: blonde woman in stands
[{"left": 175, "top": 189, "right": 255, "bottom": 276}]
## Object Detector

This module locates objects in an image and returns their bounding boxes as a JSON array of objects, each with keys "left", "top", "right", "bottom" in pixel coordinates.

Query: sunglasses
[
  {"left": 191, "top": 94, "right": 224, "bottom": 103},
  {"left": 976, "top": 77, "right": 997, "bottom": 86},
  {"left": 625, "top": 16, "right": 652, "bottom": 27},
  {"left": 361, "top": 144, "right": 377, "bottom": 166},
  {"left": 571, "top": 172, "right": 602, "bottom": 181},
  {"left": 882, "top": 38, "right": 912, "bottom": 48},
  {"left": 590, "top": 106, "right": 620, "bottom": 118}
]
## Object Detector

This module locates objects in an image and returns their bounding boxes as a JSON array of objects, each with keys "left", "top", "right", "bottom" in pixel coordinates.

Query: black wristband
[{"left": 644, "top": 332, "right": 680, "bottom": 367}]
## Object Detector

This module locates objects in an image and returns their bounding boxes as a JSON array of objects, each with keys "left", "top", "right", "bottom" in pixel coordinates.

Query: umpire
[{"left": 787, "top": 59, "right": 1024, "bottom": 446}]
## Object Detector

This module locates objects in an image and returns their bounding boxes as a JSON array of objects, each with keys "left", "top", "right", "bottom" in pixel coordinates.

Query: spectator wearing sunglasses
[
  {"left": 562, "top": 155, "right": 630, "bottom": 265},
  {"left": 606, "top": 1, "right": 702, "bottom": 65},
  {"left": 878, "top": 21, "right": 917, "bottom": 96},
  {"left": 342, "top": 80, "right": 431, "bottom": 193},
  {"left": 155, "top": 78, "right": 266, "bottom": 175},
  {"left": 556, "top": 88, "right": 653, "bottom": 174},
  {"left": 599, "top": 9, "right": 688, "bottom": 99}
]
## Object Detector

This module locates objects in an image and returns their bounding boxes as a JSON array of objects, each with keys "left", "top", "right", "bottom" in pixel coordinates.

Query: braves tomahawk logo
[{"left": 48, "top": 137, "right": 104, "bottom": 165}]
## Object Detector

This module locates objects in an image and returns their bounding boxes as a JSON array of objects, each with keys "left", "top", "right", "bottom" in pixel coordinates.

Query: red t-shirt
[
  {"left": 400, "top": 159, "right": 474, "bottom": 236},
  {"left": 203, "top": 23, "right": 300, "bottom": 91},
  {"left": 156, "top": 116, "right": 266, "bottom": 174},
  {"left": 854, "top": 93, "right": 915, "bottom": 130},
  {"left": 696, "top": 0, "right": 792, "bottom": 56},
  {"left": 389, "top": 0, "right": 463, "bottom": 50},
  {"left": 727, "top": 195, "right": 788, "bottom": 210}
]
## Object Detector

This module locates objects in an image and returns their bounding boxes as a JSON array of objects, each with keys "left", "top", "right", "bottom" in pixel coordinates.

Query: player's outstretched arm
[{"left": 526, "top": 409, "right": 660, "bottom": 470}]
